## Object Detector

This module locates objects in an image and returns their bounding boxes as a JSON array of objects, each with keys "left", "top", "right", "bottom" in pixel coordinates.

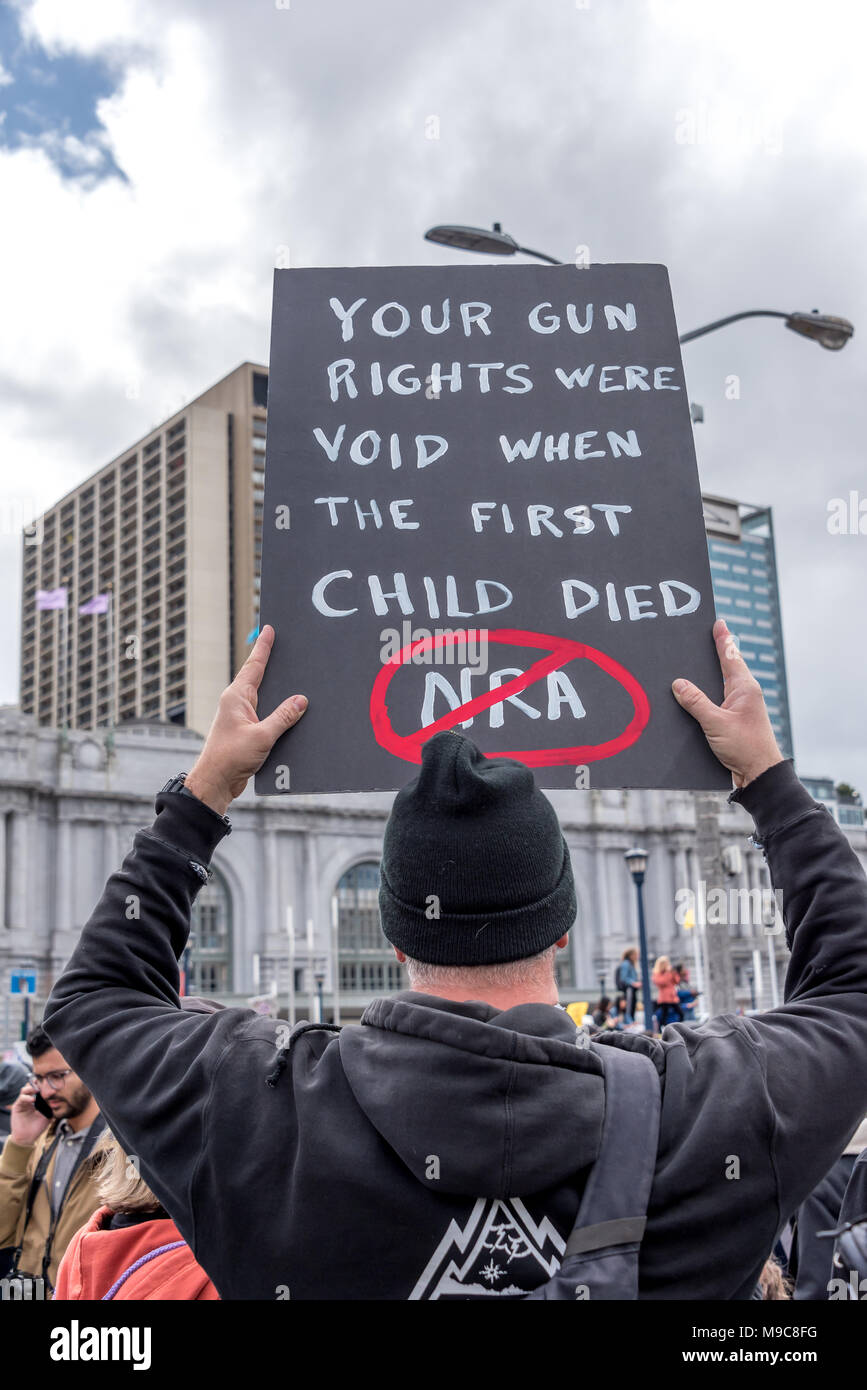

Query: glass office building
[{"left": 703, "top": 494, "right": 793, "bottom": 759}]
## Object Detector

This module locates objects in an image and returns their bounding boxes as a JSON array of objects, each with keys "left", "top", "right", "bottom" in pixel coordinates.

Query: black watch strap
[{"left": 159, "top": 773, "right": 232, "bottom": 831}]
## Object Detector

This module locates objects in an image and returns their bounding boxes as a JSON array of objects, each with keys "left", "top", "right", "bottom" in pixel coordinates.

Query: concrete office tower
[
  {"left": 703, "top": 494, "right": 794, "bottom": 759},
  {"left": 20, "top": 363, "right": 268, "bottom": 738}
]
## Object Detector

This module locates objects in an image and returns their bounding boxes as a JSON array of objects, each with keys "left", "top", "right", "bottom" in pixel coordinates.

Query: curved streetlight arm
[
  {"left": 678, "top": 309, "right": 789, "bottom": 344},
  {"left": 425, "top": 227, "right": 852, "bottom": 348},
  {"left": 515, "top": 244, "right": 565, "bottom": 266}
]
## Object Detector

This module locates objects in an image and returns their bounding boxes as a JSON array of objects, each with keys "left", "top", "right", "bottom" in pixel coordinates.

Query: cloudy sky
[{"left": 1, "top": 0, "right": 864, "bottom": 789}]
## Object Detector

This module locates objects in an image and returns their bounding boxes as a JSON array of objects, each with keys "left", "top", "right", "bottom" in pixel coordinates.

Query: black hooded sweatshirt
[{"left": 44, "top": 761, "right": 867, "bottom": 1299}]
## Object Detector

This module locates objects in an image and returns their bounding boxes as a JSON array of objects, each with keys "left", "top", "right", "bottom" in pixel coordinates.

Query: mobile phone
[{"left": 32, "top": 1090, "right": 53, "bottom": 1119}]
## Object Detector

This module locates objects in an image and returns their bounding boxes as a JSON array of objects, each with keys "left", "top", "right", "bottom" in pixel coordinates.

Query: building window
[
  {"left": 253, "top": 372, "right": 268, "bottom": 408},
  {"left": 189, "top": 870, "right": 232, "bottom": 995},
  {"left": 336, "top": 860, "right": 405, "bottom": 994}
]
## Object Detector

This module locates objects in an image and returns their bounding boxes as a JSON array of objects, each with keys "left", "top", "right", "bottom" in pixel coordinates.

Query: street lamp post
[{"left": 624, "top": 849, "right": 655, "bottom": 1033}]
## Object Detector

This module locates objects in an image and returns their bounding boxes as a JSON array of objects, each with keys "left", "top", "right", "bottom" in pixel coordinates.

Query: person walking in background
[
  {"left": 615, "top": 947, "right": 640, "bottom": 1023},
  {"left": 591, "top": 996, "right": 613, "bottom": 1027},
  {"left": 0, "top": 1027, "right": 105, "bottom": 1293},
  {"left": 790, "top": 1114, "right": 867, "bottom": 1299},
  {"left": 0, "top": 1061, "right": 29, "bottom": 1144},
  {"left": 0, "top": 1059, "right": 30, "bottom": 1278},
  {"left": 827, "top": 1140, "right": 867, "bottom": 1296},
  {"left": 652, "top": 956, "right": 684, "bottom": 1029},
  {"left": 673, "top": 962, "right": 700, "bottom": 1022},
  {"left": 608, "top": 999, "right": 629, "bottom": 1031}
]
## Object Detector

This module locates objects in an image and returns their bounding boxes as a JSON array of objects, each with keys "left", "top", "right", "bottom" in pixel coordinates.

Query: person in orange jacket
[
  {"left": 54, "top": 994, "right": 222, "bottom": 1301},
  {"left": 652, "top": 956, "right": 684, "bottom": 1029},
  {"left": 54, "top": 1128, "right": 219, "bottom": 1301}
]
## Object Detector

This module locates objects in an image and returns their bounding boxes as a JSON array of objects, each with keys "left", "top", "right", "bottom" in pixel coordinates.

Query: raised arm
[
  {"left": 675, "top": 622, "right": 867, "bottom": 1223},
  {"left": 43, "top": 627, "right": 307, "bottom": 1245}
]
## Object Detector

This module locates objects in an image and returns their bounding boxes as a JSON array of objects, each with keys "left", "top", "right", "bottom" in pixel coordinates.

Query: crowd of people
[
  {"left": 597, "top": 950, "right": 701, "bottom": 1030},
  {"left": 0, "top": 618, "right": 865, "bottom": 1302}
]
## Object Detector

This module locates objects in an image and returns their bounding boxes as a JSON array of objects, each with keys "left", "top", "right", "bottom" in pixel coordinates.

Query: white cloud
[{"left": 17, "top": 0, "right": 146, "bottom": 57}]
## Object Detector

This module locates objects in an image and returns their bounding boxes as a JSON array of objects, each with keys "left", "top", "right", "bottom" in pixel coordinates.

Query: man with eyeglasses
[{"left": 0, "top": 1025, "right": 104, "bottom": 1294}]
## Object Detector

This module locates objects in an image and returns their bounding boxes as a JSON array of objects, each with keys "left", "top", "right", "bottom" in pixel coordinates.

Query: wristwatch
[{"left": 159, "top": 772, "right": 232, "bottom": 832}]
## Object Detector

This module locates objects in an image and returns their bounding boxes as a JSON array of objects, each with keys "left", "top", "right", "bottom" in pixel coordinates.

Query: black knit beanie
[{"left": 379, "top": 731, "right": 576, "bottom": 966}]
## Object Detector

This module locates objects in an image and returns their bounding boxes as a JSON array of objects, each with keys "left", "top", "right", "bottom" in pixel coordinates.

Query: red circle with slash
[{"left": 369, "top": 627, "right": 650, "bottom": 767}]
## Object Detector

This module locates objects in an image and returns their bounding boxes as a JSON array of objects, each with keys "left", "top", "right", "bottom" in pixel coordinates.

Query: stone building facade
[{"left": 2, "top": 706, "right": 864, "bottom": 1047}]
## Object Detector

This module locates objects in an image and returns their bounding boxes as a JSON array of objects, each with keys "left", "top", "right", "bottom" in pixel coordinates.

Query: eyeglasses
[{"left": 29, "top": 1069, "right": 73, "bottom": 1093}]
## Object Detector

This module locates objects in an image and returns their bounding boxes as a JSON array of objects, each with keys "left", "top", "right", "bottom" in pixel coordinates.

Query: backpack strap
[
  {"left": 564, "top": 1040, "right": 661, "bottom": 1259},
  {"left": 524, "top": 1038, "right": 661, "bottom": 1300},
  {"left": 40, "top": 1114, "right": 107, "bottom": 1290},
  {"left": 9, "top": 1129, "right": 62, "bottom": 1277}
]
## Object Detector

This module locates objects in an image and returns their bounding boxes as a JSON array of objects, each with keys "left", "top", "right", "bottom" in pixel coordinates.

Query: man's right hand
[
  {"left": 672, "top": 618, "right": 785, "bottom": 790},
  {"left": 9, "top": 1084, "right": 50, "bottom": 1146},
  {"left": 184, "top": 625, "right": 307, "bottom": 816}
]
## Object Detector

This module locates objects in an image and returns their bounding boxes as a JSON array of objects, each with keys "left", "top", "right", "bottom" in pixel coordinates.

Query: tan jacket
[{"left": 0, "top": 1118, "right": 105, "bottom": 1290}]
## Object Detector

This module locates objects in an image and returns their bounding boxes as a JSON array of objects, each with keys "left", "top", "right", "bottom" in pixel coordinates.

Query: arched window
[
  {"left": 189, "top": 870, "right": 233, "bottom": 995},
  {"left": 336, "top": 861, "right": 406, "bottom": 995}
]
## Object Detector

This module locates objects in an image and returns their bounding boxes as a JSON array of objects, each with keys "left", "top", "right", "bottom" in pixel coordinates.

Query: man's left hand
[{"left": 184, "top": 625, "right": 307, "bottom": 816}]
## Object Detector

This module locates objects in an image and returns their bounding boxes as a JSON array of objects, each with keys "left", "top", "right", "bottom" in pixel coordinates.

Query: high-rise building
[
  {"left": 703, "top": 494, "right": 794, "bottom": 759},
  {"left": 800, "top": 776, "right": 865, "bottom": 829},
  {"left": 20, "top": 363, "right": 268, "bottom": 737}
]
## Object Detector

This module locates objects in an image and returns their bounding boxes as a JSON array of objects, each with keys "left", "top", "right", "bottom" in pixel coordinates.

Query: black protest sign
[{"left": 255, "top": 263, "right": 728, "bottom": 794}]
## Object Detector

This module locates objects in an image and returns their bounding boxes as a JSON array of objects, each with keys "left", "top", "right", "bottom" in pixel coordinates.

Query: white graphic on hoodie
[{"left": 409, "top": 1197, "right": 566, "bottom": 1300}]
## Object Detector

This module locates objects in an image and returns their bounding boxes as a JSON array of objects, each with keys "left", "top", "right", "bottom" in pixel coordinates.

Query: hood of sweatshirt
[
  {"left": 337, "top": 992, "right": 606, "bottom": 1197},
  {"left": 60, "top": 1206, "right": 217, "bottom": 1300}
]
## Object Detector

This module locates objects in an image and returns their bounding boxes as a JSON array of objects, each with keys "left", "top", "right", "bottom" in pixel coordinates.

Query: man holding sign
[{"left": 43, "top": 618, "right": 867, "bottom": 1298}]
